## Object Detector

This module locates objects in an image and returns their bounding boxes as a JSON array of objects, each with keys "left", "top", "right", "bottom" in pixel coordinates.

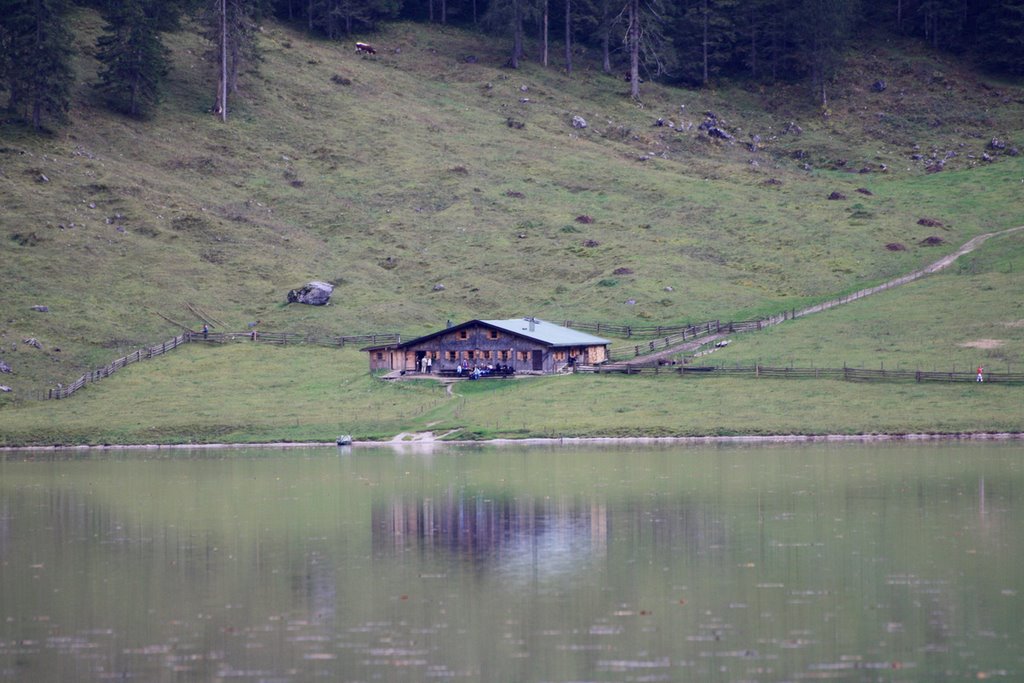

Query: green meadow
[{"left": 1, "top": 10, "right": 1022, "bottom": 445}]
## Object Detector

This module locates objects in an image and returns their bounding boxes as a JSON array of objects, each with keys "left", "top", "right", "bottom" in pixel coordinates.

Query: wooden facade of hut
[{"left": 363, "top": 318, "right": 610, "bottom": 375}]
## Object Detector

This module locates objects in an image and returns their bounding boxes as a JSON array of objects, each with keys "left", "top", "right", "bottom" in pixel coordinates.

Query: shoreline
[{"left": 2, "top": 431, "right": 1023, "bottom": 452}]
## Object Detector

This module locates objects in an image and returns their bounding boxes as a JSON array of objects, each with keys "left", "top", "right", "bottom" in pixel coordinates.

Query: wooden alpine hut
[{"left": 363, "top": 317, "right": 610, "bottom": 375}]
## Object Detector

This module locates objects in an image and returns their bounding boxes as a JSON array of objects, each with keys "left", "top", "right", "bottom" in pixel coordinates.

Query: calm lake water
[{"left": 1, "top": 441, "right": 1021, "bottom": 682}]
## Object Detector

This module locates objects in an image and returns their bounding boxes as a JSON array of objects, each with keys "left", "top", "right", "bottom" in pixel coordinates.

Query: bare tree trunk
[
  {"left": 564, "top": 0, "right": 572, "bottom": 74},
  {"left": 219, "top": 0, "right": 227, "bottom": 121},
  {"left": 628, "top": 0, "right": 640, "bottom": 99},
  {"left": 510, "top": 0, "right": 523, "bottom": 68},
  {"left": 541, "top": 0, "right": 548, "bottom": 65},
  {"left": 701, "top": 0, "right": 709, "bottom": 85},
  {"left": 749, "top": 21, "right": 756, "bottom": 78},
  {"left": 601, "top": 0, "right": 611, "bottom": 73}
]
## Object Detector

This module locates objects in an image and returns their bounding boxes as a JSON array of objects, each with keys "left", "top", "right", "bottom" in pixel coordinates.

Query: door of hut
[{"left": 532, "top": 350, "right": 544, "bottom": 371}]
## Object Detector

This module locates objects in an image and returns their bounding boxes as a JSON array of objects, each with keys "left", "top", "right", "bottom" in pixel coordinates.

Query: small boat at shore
[{"left": 336, "top": 434, "right": 353, "bottom": 446}]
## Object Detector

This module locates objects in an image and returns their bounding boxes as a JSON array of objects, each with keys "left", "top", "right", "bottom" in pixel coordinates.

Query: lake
[{"left": 1, "top": 441, "right": 1021, "bottom": 682}]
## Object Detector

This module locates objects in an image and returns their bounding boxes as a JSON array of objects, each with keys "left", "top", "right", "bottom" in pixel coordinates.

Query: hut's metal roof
[{"left": 481, "top": 318, "right": 610, "bottom": 346}]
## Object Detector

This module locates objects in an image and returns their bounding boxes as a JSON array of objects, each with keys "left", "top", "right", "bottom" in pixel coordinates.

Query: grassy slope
[{"left": 0, "top": 11, "right": 1022, "bottom": 442}]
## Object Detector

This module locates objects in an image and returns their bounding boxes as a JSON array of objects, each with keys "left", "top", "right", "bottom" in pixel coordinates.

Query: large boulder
[{"left": 287, "top": 281, "right": 334, "bottom": 305}]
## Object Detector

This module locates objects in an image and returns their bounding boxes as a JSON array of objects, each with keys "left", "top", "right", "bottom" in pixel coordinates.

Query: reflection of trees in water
[
  {"left": 291, "top": 549, "right": 336, "bottom": 627},
  {"left": 616, "top": 498, "right": 728, "bottom": 559},
  {"left": 370, "top": 491, "right": 733, "bottom": 577},
  {"left": 372, "top": 491, "right": 609, "bottom": 574}
]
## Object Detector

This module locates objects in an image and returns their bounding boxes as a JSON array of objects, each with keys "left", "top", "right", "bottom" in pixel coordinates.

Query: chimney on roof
[{"left": 528, "top": 317, "right": 535, "bottom": 332}]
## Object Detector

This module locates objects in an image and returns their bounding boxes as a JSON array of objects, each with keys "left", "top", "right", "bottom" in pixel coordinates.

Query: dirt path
[{"left": 630, "top": 225, "right": 1024, "bottom": 365}]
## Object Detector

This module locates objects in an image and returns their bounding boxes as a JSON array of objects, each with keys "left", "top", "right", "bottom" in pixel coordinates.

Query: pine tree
[
  {"left": 673, "top": 0, "right": 739, "bottom": 85},
  {"left": 1, "top": 0, "right": 74, "bottom": 130},
  {"left": 482, "top": 0, "right": 532, "bottom": 68},
  {"left": 791, "top": 0, "right": 859, "bottom": 106},
  {"left": 978, "top": 0, "right": 1024, "bottom": 74},
  {"left": 94, "top": 0, "right": 171, "bottom": 118}
]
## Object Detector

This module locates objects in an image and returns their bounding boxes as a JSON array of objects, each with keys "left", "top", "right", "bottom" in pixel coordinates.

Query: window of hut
[
  {"left": 458, "top": 330, "right": 469, "bottom": 340},
  {"left": 376, "top": 352, "right": 383, "bottom": 360},
  {"left": 488, "top": 330, "right": 499, "bottom": 340},
  {"left": 467, "top": 350, "right": 475, "bottom": 360}
]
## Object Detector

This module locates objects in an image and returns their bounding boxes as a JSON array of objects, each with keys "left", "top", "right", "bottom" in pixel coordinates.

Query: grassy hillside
[{"left": 1, "top": 10, "right": 1022, "bottom": 440}]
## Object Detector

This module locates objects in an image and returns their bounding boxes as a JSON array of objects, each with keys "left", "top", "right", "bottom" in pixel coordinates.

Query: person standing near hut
[
  {"left": 977, "top": 366, "right": 984, "bottom": 382},
  {"left": 426, "top": 356, "right": 432, "bottom": 374}
]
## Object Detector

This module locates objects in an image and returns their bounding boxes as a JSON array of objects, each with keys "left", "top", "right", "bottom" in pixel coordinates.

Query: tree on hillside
[
  {"left": 1, "top": 0, "right": 74, "bottom": 130},
  {"left": 564, "top": 0, "right": 572, "bottom": 72},
  {"left": 201, "top": 0, "right": 263, "bottom": 121},
  {"left": 308, "top": 0, "right": 400, "bottom": 37},
  {"left": 540, "top": 0, "right": 548, "bottom": 64},
  {"left": 977, "top": 0, "right": 1024, "bottom": 74},
  {"left": 623, "top": 0, "right": 675, "bottom": 98},
  {"left": 595, "top": 0, "right": 616, "bottom": 72},
  {"left": 483, "top": 0, "right": 532, "bottom": 68},
  {"left": 791, "top": 0, "right": 859, "bottom": 107},
  {"left": 673, "top": 0, "right": 739, "bottom": 85},
  {"left": 94, "top": 0, "right": 173, "bottom": 117}
]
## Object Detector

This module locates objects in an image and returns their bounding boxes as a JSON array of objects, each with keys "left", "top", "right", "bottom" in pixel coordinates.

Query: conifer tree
[
  {"left": 978, "top": 0, "right": 1024, "bottom": 74},
  {"left": 94, "top": 1, "right": 171, "bottom": 118},
  {"left": 1, "top": 0, "right": 74, "bottom": 130},
  {"left": 791, "top": 0, "right": 859, "bottom": 106}
]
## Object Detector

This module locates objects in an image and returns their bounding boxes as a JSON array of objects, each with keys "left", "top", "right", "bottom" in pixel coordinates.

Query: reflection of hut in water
[{"left": 372, "top": 491, "right": 609, "bottom": 575}]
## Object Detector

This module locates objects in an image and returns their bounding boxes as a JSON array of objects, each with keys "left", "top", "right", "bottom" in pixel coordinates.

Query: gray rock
[
  {"left": 31, "top": 305, "right": 49, "bottom": 312},
  {"left": 0, "top": 360, "right": 10, "bottom": 373},
  {"left": 706, "top": 126, "right": 734, "bottom": 141},
  {"left": 432, "top": 283, "right": 446, "bottom": 291},
  {"left": 989, "top": 137, "right": 1006, "bottom": 150},
  {"left": 0, "top": 385, "right": 11, "bottom": 392},
  {"left": 571, "top": 115, "right": 587, "bottom": 129},
  {"left": 23, "top": 338, "right": 42, "bottom": 349},
  {"left": 286, "top": 280, "right": 334, "bottom": 305},
  {"left": 872, "top": 80, "right": 887, "bottom": 92}
]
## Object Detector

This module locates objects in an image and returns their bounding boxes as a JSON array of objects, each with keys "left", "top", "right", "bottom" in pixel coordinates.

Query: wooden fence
[
  {"left": 45, "top": 330, "right": 400, "bottom": 400},
  {"left": 576, "top": 363, "right": 1024, "bottom": 384}
]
